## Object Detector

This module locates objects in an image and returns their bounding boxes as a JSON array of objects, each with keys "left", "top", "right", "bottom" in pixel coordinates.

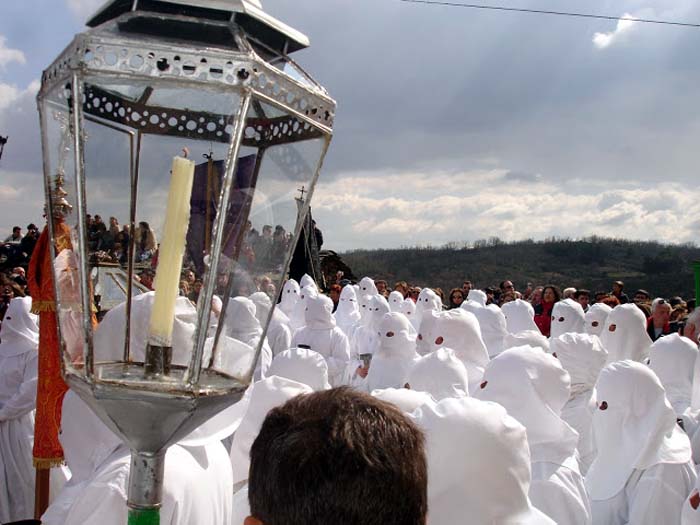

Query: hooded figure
[
  {"left": 358, "top": 276, "right": 378, "bottom": 297},
  {"left": 349, "top": 295, "right": 389, "bottom": 370},
  {"left": 299, "top": 273, "right": 318, "bottom": 294},
  {"left": 407, "top": 348, "right": 469, "bottom": 401},
  {"left": 416, "top": 309, "right": 440, "bottom": 356},
  {"left": 223, "top": 296, "right": 273, "bottom": 379},
  {"left": 412, "top": 397, "right": 555, "bottom": 525},
  {"left": 504, "top": 330, "right": 550, "bottom": 353},
  {"left": 267, "top": 347, "right": 331, "bottom": 391},
  {"left": 400, "top": 298, "right": 418, "bottom": 328},
  {"left": 371, "top": 387, "right": 435, "bottom": 414},
  {"left": 600, "top": 304, "right": 652, "bottom": 364},
  {"left": 476, "top": 346, "right": 591, "bottom": 525},
  {"left": 365, "top": 312, "right": 420, "bottom": 392},
  {"left": 426, "top": 309, "right": 489, "bottom": 394},
  {"left": 0, "top": 297, "right": 39, "bottom": 523},
  {"left": 550, "top": 333, "right": 608, "bottom": 475},
  {"left": 649, "top": 333, "right": 699, "bottom": 418},
  {"left": 586, "top": 360, "right": 696, "bottom": 525},
  {"left": 502, "top": 299, "right": 538, "bottom": 334},
  {"left": 291, "top": 294, "right": 351, "bottom": 386},
  {"left": 462, "top": 291, "right": 508, "bottom": 357},
  {"left": 415, "top": 288, "right": 443, "bottom": 326},
  {"left": 388, "top": 290, "right": 405, "bottom": 312},
  {"left": 229, "top": 376, "right": 313, "bottom": 489},
  {"left": 278, "top": 279, "right": 300, "bottom": 320},
  {"left": 584, "top": 303, "right": 612, "bottom": 337},
  {"left": 550, "top": 298, "right": 586, "bottom": 339},
  {"left": 42, "top": 391, "right": 234, "bottom": 525},
  {"left": 249, "top": 292, "right": 292, "bottom": 357},
  {"left": 289, "top": 284, "right": 319, "bottom": 331},
  {"left": 334, "top": 285, "right": 361, "bottom": 340}
]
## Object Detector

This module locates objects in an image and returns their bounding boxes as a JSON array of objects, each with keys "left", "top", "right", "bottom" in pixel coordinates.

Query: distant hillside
[{"left": 341, "top": 237, "right": 700, "bottom": 299}]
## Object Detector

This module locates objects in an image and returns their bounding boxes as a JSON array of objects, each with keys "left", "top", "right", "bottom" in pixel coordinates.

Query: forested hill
[{"left": 341, "top": 237, "right": 700, "bottom": 299}]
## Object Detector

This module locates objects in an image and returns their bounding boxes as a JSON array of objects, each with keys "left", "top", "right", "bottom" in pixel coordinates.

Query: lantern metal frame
[{"left": 37, "top": 2, "right": 335, "bottom": 521}]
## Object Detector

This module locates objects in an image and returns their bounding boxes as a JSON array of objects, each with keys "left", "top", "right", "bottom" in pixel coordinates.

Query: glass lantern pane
[
  {"left": 73, "top": 75, "right": 244, "bottom": 389},
  {"left": 40, "top": 79, "right": 88, "bottom": 373},
  {"left": 207, "top": 97, "right": 330, "bottom": 380}
]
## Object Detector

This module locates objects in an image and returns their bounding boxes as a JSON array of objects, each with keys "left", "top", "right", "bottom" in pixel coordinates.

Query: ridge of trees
[{"left": 341, "top": 236, "right": 700, "bottom": 298}]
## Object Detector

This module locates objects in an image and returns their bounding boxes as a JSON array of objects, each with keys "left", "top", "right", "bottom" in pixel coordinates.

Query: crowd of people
[{"left": 4, "top": 217, "right": 700, "bottom": 524}]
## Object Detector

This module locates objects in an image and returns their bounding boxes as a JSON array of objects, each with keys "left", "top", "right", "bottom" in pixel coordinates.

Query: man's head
[
  {"left": 684, "top": 308, "right": 700, "bottom": 344},
  {"left": 246, "top": 387, "right": 428, "bottom": 525},
  {"left": 462, "top": 281, "right": 473, "bottom": 294},
  {"left": 612, "top": 280, "right": 624, "bottom": 295},
  {"left": 633, "top": 289, "right": 651, "bottom": 303},
  {"left": 499, "top": 280, "right": 514, "bottom": 293},
  {"left": 11, "top": 226, "right": 20, "bottom": 238},
  {"left": 375, "top": 279, "right": 388, "bottom": 294},
  {"left": 574, "top": 289, "right": 590, "bottom": 310},
  {"left": 652, "top": 299, "right": 671, "bottom": 328}
]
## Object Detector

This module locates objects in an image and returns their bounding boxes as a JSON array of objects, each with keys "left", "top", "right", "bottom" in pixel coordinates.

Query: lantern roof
[{"left": 86, "top": 0, "right": 310, "bottom": 55}]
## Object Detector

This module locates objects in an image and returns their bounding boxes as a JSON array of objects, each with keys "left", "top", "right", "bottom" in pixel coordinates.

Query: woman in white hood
[
  {"left": 334, "top": 285, "right": 361, "bottom": 340},
  {"left": 407, "top": 347, "right": 469, "bottom": 401},
  {"left": 223, "top": 296, "right": 273, "bottom": 379},
  {"left": 412, "top": 397, "right": 555, "bottom": 525},
  {"left": 476, "top": 346, "right": 591, "bottom": 525},
  {"left": 550, "top": 298, "right": 586, "bottom": 339},
  {"left": 358, "top": 276, "right": 378, "bottom": 296},
  {"left": 388, "top": 290, "right": 404, "bottom": 312},
  {"left": 585, "top": 302, "right": 612, "bottom": 337},
  {"left": 550, "top": 332, "right": 608, "bottom": 475},
  {"left": 649, "top": 333, "right": 698, "bottom": 419},
  {"left": 291, "top": 294, "right": 351, "bottom": 386},
  {"left": 600, "top": 304, "right": 652, "bottom": 364},
  {"left": 42, "top": 391, "right": 234, "bottom": 525},
  {"left": 365, "top": 312, "right": 420, "bottom": 392},
  {"left": 502, "top": 298, "right": 538, "bottom": 334},
  {"left": 425, "top": 308, "right": 489, "bottom": 395},
  {"left": 267, "top": 347, "right": 332, "bottom": 391},
  {"left": 586, "top": 360, "right": 696, "bottom": 525},
  {"left": 249, "top": 291, "right": 292, "bottom": 357},
  {"left": 278, "top": 279, "right": 300, "bottom": 319},
  {"left": 462, "top": 290, "right": 508, "bottom": 357},
  {"left": 0, "top": 297, "right": 39, "bottom": 523}
]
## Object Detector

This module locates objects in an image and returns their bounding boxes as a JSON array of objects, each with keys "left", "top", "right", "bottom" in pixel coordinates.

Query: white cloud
[
  {"left": 0, "top": 36, "right": 26, "bottom": 69},
  {"left": 311, "top": 168, "right": 700, "bottom": 252},
  {"left": 593, "top": 13, "right": 640, "bottom": 49},
  {"left": 66, "top": 0, "right": 103, "bottom": 19},
  {"left": 0, "top": 80, "right": 39, "bottom": 112}
]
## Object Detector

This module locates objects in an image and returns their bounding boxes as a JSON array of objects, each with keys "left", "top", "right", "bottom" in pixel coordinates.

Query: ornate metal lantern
[{"left": 37, "top": 0, "right": 335, "bottom": 522}]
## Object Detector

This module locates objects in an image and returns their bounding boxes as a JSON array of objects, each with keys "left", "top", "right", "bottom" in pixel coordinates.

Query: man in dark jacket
[{"left": 647, "top": 299, "right": 672, "bottom": 342}]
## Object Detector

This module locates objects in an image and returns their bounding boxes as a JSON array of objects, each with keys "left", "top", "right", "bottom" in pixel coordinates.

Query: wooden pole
[{"left": 34, "top": 466, "right": 50, "bottom": 519}]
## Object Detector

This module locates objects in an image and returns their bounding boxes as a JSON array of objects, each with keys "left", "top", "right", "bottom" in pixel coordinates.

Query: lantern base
[
  {"left": 144, "top": 345, "right": 173, "bottom": 378},
  {"left": 128, "top": 507, "right": 160, "bottom": 525}
]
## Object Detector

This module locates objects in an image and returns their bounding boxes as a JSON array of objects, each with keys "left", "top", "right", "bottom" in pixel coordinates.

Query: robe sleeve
[
  {"left": 0, "top": 352, "right": 38, "bottom": 421},
  {"left": 627, "top": 463, "right": 696, "bottom": 525},
  {"left": 327, "top": 330, "right": 351, "bottom": 387}
]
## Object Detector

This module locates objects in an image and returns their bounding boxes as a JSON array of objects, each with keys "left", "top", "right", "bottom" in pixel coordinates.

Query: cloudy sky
[{"left": 1, "top": 0, "right": 700, "bottom": 252}]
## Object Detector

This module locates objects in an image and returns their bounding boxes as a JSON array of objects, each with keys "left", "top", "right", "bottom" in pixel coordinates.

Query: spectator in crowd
[
  {"left": 611, "top": 280, "right": 629, "bottom": 304},
  {"left": 601, "top": 295, "right": 620, "bottom": 309},
  {"left": 534, "top": 285, "right": 561, "bottom": 337},
  {"left": 647, "top": 299, "right": 672, "bottom": 342},
  {"left": 375, "top": 279, "right": 389, "bottom": 297},
  {"left": 20, "top": 224, "right": 39, "bottom": 260},
  {"left": 329, "top": 284, "right": 342, "bottom": 311},
  {"left": 394, "top": 281, "right": 409, "bottom": 298},
  {"left": 246, "top": 388, "right": 428, "bottom": 525},
  {"left": 530, "top": 286, "right": 543, "bottom": 307},
  {"left": 634, "top": 289, "right": 651, "bottom": 303},
  {"left": 135, "top": 221, "right": 157, "bottom": 262},
  {"left": 594, "top": 291, "right": 609, "bottom": 303},
  {"left": 139, "top": 269, "right": 155, "bottom": 291},
  {"left": 574, "top": 289, "right": 590, "bottom": 312},
  {"left": 562, "top": 287, "right": 577, "bottom": 299},
  {"left": 462, "top": 280, "right": 473, "bottom": 296},
  {"left": 448, "top": 288, "right": 465, "bottom": 309},
  {"left": 3, "top": 226, "right": 21, "bottom": 245}
]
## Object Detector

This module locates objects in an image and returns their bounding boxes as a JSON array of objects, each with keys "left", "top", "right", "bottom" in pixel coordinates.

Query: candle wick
[{"left": 181, "top": 147, "right": 190, "bottom": 159}]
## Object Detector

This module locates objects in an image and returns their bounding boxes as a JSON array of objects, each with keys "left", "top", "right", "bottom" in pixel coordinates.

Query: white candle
[{"left": 148, "top": 156, "right": 195, "bottom": 347}]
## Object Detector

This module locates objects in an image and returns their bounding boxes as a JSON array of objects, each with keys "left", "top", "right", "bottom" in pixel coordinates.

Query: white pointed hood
[
  {"left": 502, "top": 299, "right": 538, "bottom": 334},
  {"left": 550, "top": 299, "right": 586, "bottom": 338},
  {"left": 461, "top": 298, "right": 508, "bottom": 357},
  {"left": 303, "top": 294, "right": 336, "bottom": 330},
  {"left": 250, "top": 291, "right": 289, "bottom": 329},
  {"left": 416, "top": 309, "right": 439, "bottom": 356},
  {"left": 224, "top": 296, "right": 263, "bottom": 344},
  {"left": 230, "top": 376, "right": 313, "bottom": 485},
  {"left": 466, "top": 289, "right": 487, "bottom": 307},
  {"left": 584, "top": 303, "right": 612, "bottom": 337},
  {"left": 416, "top": 288, "right": 442, "bottom": 319},
  {"left": 367, "top": 294, "right": 390, "bottom": 332},
  {"left": 427, "top": 309, "right": 489, "bottom": 394},
  {"left": 358, "top": 294, "right": 374, "bottom": 326},
  {"left": 366, "top": 313, "right": 419, "bottom": 392},
  {"left": 504, "top": 330, "right": 550, "bottom": 353},
  {"left": 278, "top": 279, "right": 300, "bottom": 317},
  {"left": 268, "top": 347, "right": 331, "bottom": 391},
  {"left": 413, "top": 397, "right": 555, "bottom": 525},
  {"left": 388, "top": 291, "right": 404, "bottom": 312},
  {"left": 475, "top": 345, "right": 579, "bottom": 466},
  {"left": 600, "top": 304, "right": 652, "bottom": 364},
  {"left": 371, "top": 387, "right": 435, "bottom": 414},
  {"left": 586, "top": 360, "right": 692, "bottom": 500},
  {"left": 358, "top": 276, "right": 378, "bottom": 296},
  {"left": 290, "top": 285, "right": 318, "bottom": 329},
  {"left": 407, "top": 347, "right": 469, "bottom": 400},
  {"left": 334, "top": 285, "right": 361, "bottom": 327},
  {"left": 550, "top": 332, "right": 608, "bottom": 391},
  {"left": 649, "top": 333, "right": 699, "bottom": 416},
  {"left": 0, "top": 296, "right": 38, "bottom": 356},
  {"left": 400, "top": 299, "right": 417, "bottom": 327},
  {"left": 299, "top": 274, "right": 318, "bottom": 294}
]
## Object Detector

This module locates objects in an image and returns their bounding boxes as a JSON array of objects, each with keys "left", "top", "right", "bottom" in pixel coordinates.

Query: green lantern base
[{"left": 128, "top": 507, "right": 160, "bottom": 525}]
